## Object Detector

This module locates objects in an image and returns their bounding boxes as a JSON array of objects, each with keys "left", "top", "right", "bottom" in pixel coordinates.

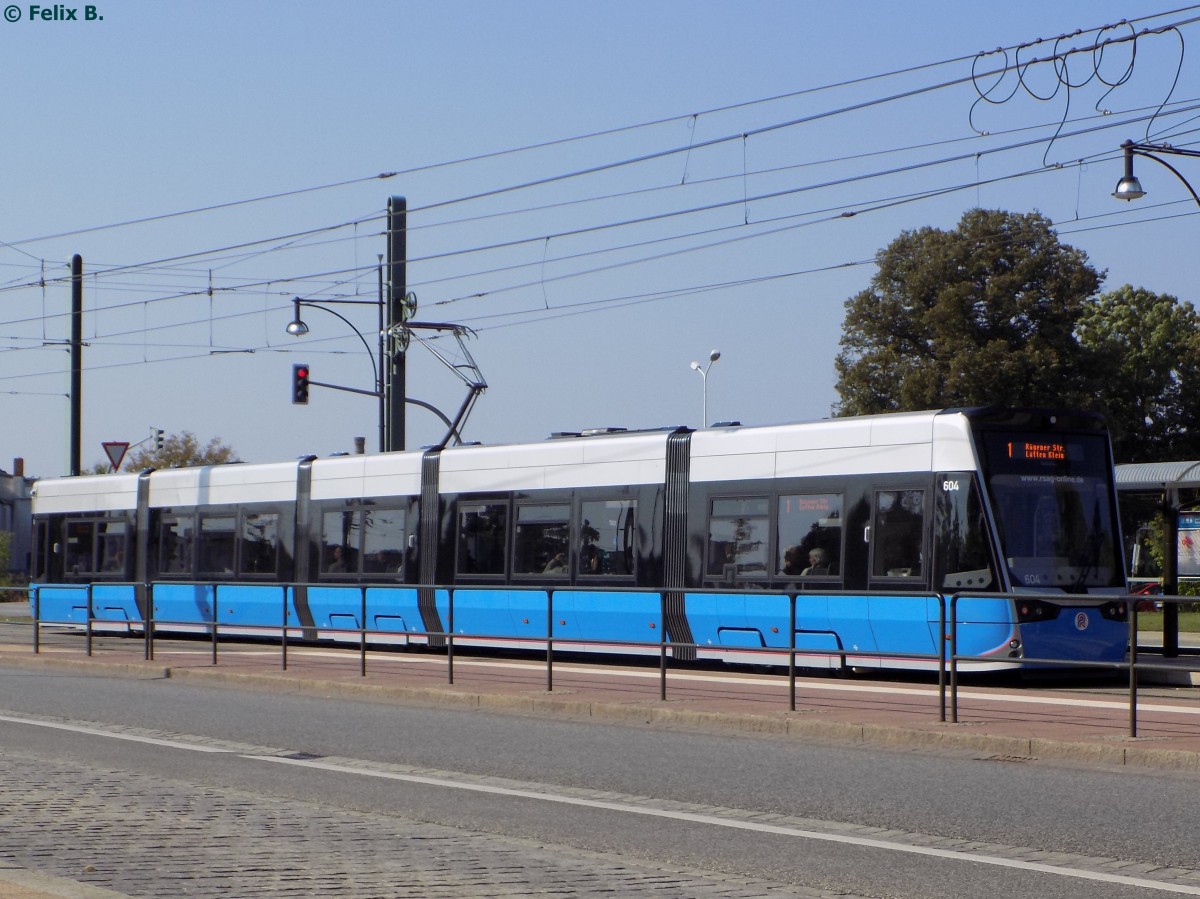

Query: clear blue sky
[{"left": 2, "top": 1, "right": 1198, "bottom": 476}]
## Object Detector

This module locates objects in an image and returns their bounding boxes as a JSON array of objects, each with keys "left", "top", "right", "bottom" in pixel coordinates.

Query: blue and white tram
[{"left": 30, "top": 407, "right": 1129, "bottom": 672}]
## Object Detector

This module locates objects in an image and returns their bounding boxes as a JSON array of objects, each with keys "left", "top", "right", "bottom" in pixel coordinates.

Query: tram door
[
  {"left": 866, "top": 487, "right": 935, "bottom": 655},
  {"left": 867, "top": 489, "right": 927, "bottom": 582}
]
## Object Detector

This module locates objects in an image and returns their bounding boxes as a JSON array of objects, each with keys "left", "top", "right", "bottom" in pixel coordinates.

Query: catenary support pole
[
  {"left": 70, "top": 254, "right": 83, "bottom": 476},
  {"left": 386, "top": 196, "right": 407, "bottom": 452}
]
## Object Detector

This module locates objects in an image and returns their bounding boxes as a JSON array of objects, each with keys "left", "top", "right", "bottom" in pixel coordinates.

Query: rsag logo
[
  {"left": 4, "top": 5, "right": 104, "bottom": 21},
  {"left": 1074, "top": 611, "right": 1090, "bottom": 632}
]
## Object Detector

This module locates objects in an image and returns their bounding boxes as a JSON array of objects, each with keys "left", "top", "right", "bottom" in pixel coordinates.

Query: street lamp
[
  {"left": 286, "top": 294, "right": 389, "bottom": 451},
  {"left": 1110, "top": 139, "right": 1200, "bottom": 662},
  {"left": 1113, "top": 140, "right": 1200, "bottom": 207},
  {"left": 286, "top": 288, "right": 487, "bottom": 452},
  {"left": 689, "top": 349, "right": 721, "bottom": 428}
]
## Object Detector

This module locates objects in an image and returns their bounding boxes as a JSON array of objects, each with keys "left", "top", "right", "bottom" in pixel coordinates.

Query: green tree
[
  {"left": 91, "top": 432, "right": 240, "bottom": 473},
  {"left": 835, "top": 208, "right": 1102, "bottom": 415},
  {"left": 1077, "top": 285, "right": 1200, "bottom": 463},
  {"left": 0, "top": 529, "right": 28, "bottom": 588}
]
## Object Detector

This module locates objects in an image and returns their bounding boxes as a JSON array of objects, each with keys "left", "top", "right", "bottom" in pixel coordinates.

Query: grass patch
[{"left": 1136, "top": 610, "right": 1200, "bottom": 633}]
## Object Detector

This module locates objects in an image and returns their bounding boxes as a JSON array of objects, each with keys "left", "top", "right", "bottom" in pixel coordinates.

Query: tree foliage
[
  {"left": 0, "top": 530, "right": 23, "bottom": 587},
  {"left": 835, "top": 208, "right": 1102, "bottom": 416},
  {"left": 834, "top": 209, "right": 1200, "bottom": 463},
  {"left": 1077, "top": 285, "right": 1200, "bottom": 463},
  {"left": 93, "top": 432, "right": 240, "bottom": 474}
]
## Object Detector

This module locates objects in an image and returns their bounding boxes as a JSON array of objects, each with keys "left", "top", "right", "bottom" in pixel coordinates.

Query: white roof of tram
[{"left": 32, "top": 409, "right": 989, "bottom": 512}]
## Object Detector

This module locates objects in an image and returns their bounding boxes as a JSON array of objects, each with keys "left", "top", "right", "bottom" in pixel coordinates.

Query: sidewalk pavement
[
  {"left": 2, "top": 602, "right": 1200, "bottom": 898},
  {"left": 0, "top": 863, "right": 129, "bottom": 899}
]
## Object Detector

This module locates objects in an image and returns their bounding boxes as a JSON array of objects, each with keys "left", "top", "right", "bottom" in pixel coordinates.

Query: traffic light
[
  {"left": 154, "top": 429, "right": 164, "bottom": 450},
  {"left": 292, "top": 363, "right": 310, "bottom": 405}
]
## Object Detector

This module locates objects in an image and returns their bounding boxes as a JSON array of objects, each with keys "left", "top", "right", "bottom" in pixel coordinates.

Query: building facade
[{"left": 0, "top": 458, "right": 32, "bottom": 578}]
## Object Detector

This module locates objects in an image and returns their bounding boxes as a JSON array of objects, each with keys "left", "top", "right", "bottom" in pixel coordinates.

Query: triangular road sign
[{"left": 102, "top": 441, "right": 130, "bottom": 472}]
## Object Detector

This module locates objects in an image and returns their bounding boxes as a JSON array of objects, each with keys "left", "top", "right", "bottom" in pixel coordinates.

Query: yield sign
[{"left": 102, "top": 441, "right": 130, "bottom": 472}]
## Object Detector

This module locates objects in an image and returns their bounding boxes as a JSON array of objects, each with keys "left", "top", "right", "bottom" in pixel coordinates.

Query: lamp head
[
  {"left": 690, "top": 360, "right": 701, "bottom": 371},
  {"left": 709, "top": 349, "right": 721, "bottom": 363},
  {"left": 1113, "top": 175, "right": 1146, "bottom": 201},
  {"left": 286, "top": 296, "right": 309, "bottom": 337}
]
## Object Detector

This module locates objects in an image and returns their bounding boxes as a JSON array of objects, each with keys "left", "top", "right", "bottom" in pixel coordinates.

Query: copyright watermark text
[{"left": 4, "top": 5, "right": 104, "bottom": 22}]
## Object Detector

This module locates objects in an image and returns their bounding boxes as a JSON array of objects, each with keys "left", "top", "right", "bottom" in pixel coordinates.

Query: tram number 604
[{"left": 942, "top": 479, "right": 960, "bottom": 492}]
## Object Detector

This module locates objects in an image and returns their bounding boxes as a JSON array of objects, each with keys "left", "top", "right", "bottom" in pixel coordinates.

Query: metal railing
[
  {"left": 26, "top": 582, "right": 950, "bottom": 716},
  {"left": 20, "top": 583, "right": 1200, "bottom": 736}
]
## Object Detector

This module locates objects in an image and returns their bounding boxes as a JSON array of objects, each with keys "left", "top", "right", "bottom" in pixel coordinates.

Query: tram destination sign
[{"left": 1006, "top": 439, "right": 1067, "bottom": 462}]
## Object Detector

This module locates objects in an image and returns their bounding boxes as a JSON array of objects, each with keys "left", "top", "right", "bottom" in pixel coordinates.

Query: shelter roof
[{"left": 1116, "top": 461, "right": 1200, "bottom": 491}]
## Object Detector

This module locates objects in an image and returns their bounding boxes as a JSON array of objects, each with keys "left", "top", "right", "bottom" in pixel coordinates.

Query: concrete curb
[
  {"left": 0, "top": 653, "right": 170, "bottom": 679},
  {"left": 162, "top": 664, "right": 1200, "bottom": 772}
]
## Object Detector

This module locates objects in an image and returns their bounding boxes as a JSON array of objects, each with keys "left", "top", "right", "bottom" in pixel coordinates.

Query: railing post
[
  {"left": 546, "top": 589, "right": 554, "bottom": 693},
  {"left": 31, "top": 586, "right": 39, "bottom": 654},
  {"left": 281, "top": 585, "right": 289, "bottom": 671},
  {"left": 950, "top": 594, "right": 959, "bottom": 724},
  {"left": 1128, "top": 595, "right": 1139, "bottom": 739},
  {"left": 659, "top": 591, "right": 668, "bottom": 701},
  {"left": 144, "top": 582, "right": 154, "bottom": 661},
  {"left": 786, "top": 592, "right": 796, "bottom": 712},
  {"left": 85, "top": 584, "right": 93, "bottom": 657},
  {"left": 211, "top": 585, "right": 219, "bottom": 666},
  {"left": 937, "top": 592, "right": 946, "bottom": 723},
  {"left": 447, "top": 587, "right": 455, "bottom": 685},
  {"left": 361, "top": 584, "right": 368, "bottom": 678}
]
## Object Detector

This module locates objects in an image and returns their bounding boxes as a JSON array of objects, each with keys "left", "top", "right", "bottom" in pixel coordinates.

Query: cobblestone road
[{"left": 0, "top": 748, "right": 840, "bottom": 898}]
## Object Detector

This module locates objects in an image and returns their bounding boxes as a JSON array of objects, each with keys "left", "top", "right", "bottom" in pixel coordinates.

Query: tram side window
[
  {"left": 458, "top": 503, "right": 507, "bottom": 575},
  {"left": 580, "top": 499, "right": 636, "bottom": 576},
  {"left": 64, "top": 520, "right": 95, "bottom": 575},
  {"left": 199, "top": 515, "right": 236, "bottom": 576},
  {"left": 513, "top": 503, "right": 569, "bottom": 575},
  {"left": 96, "top": 521, "right": 128, "bottom": 577},
  {"left": 872, "top": 490, "right": 926, "bottom": 578},
  {"left": 707, "top": 497, "right": 769, "bottom": 579},
  {"left": 777, "top": 494, "right": 842, "bottom": 578},
  {"left": 159, "top": 515, "right": 195, "bottom": 576},
  {"left": 362, "top": 507, "right": 406, "bottom": 577},
  {"left": 321, "top": 509, "right": 360, "bottom": 578},
  {"left": 934, "top": 479, "right": 994, "bottom": 591},
  {"left": 239, "top": 511, "right": 279, "bottom": 576}
]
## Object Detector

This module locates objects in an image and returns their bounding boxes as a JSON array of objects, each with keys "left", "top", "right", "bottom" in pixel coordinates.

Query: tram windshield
[{"left": 978, "top": 431, "right": 1121, "bottom": 591}]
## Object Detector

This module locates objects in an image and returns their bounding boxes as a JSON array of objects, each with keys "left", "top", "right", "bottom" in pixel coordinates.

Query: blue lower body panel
[
  {"left": 32, "top": 585, "right": 91, "bottom": 625},
  {"left": 154, "top": 583, "right": 291, "bottom": 631},
  {"left": 302, "top": 586, "right": 423, "bottom": 639},
  {"left": 33, "top": 581, "right": 1123, "bottom": 671},
  {"left": 1016, "top": 606, "right": 1127, "bottom": 667}
]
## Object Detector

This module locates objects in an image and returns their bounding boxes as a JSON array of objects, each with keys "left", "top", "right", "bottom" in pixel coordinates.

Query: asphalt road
[{"left": 1, "top": 663, "right": 1199, "bottom": 898}]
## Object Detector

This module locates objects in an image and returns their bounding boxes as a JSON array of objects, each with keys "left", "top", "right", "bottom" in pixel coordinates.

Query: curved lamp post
[
  {"left": 1111, "top": 139, "right": 1200, "bottom": 660},
  {"left": 1113, "top": 140, "right": 1200, "bottom": 208},
  {"left": 286, "top": 294, "right": 388, "bottom": 450},
  {"left": 689, "top": 349, "right": 721, "bottom": 428},
  {"left": 286, "top": 288, "right": 485, "bottom": 452}
]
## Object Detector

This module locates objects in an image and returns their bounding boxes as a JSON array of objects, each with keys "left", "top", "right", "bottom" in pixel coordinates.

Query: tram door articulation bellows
[
  {"left": 663, "top": 430, "right": 696, "bottom": 661},
  {"left": 419, "top": 450, "right": 445, "bottom": 647}
]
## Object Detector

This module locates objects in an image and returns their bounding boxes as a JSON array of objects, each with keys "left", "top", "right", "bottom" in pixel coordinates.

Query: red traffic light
[{"left": 291, "top": 363, "right": 310, "bottom": 405}]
